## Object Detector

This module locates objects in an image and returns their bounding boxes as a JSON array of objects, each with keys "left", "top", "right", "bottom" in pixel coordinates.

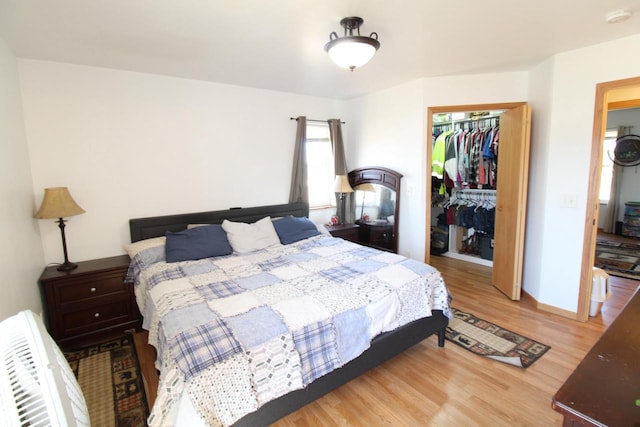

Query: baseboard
[{"left": 522, "top": 289, "right": 580, "bottom": 320}]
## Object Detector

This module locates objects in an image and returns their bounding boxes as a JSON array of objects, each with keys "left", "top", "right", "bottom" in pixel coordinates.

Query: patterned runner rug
[
  {"left": 595, "top": 240, "right": 640, "bottom": 280},
  {"left": 64, "top": 334, "right": 149, "bottom": 426},
  {"left": 445, "top": 308, "right": 551, "bottom": 368}
]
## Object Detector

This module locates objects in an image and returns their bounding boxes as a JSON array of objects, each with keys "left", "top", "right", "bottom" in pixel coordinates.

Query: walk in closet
[{"left": 426, "top": 103, "right": 531, "bottom": 300}]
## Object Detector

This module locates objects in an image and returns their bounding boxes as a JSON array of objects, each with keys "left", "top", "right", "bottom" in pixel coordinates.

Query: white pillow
[
  {"left": 315, "top": 223, "right": 331, "bottom": 236},
  {"left": 222, "top": 216, "right": 281, "bottom": 253},
  {"left": 124, "top": 236, "right": 166, "bottom": 259}
]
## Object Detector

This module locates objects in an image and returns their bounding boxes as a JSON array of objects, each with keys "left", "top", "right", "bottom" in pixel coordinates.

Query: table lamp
[
  {"left": 333, "top": 175, "right": 354, "bottom": 225},
  {"left": 356, "top": 183, "right": 376, "bottom": 220},
  {"left": 34, "top": 187, "right": 85, "bottom": 271}
]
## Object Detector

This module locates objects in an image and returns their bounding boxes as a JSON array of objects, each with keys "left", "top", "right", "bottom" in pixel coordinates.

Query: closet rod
[
  {"left": 452, "top": 188, "right": 497, "bottom": 195},
  {"left": 290, "top": 117, "right": 346, "bottom": 124},
  {"left": 433, "top": 114, "right": 501, "bottom": 127}
]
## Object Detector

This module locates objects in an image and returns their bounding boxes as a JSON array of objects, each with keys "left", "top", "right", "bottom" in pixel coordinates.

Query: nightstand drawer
[
  {"left": 58, "top": 272, "right": 128, "bottom": 304},
  {"left": 61, "top": 297, "right": 132, "bottom": 337}
]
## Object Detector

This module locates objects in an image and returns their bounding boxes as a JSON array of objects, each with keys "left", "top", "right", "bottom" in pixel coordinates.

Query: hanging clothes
[
  {"left": 443, "top": 189, "right": 496, "bottom": 237},
  {"left": 432, "top": 129, "right": 451, "bottom": 195},
  {"left": 432, "top": 116, "right": 499, "bottom": 190}
]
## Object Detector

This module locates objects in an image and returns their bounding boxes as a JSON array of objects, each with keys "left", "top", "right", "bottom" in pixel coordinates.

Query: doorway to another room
[{"left": 581, "top": 76, "right": 640, "bottom": 322}]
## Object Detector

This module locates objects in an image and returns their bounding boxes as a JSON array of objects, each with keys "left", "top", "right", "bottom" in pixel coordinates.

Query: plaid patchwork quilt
[{"left": 127, "top": 234, "right": 450, "bottom": 427}]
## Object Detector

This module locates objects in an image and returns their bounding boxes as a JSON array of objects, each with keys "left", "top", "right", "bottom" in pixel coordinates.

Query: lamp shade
[
  {"left": 34, "top": 187, "right": 85, "bottom": 219},
  {"left": 356, "top": 183, "right": 376, "bottom": 192},
  {"left": 333, "top": 175, "right": 354, "bottom": 193}
]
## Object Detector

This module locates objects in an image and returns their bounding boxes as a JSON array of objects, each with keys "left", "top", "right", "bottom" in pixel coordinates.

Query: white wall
[
  {"left": 524, "top": 56, "right": 556, "bottom": 302},
  {"left": 18, "top": 60, "right": 347, "bottom": 263},
  {"left": 0, "top": 38, "right": 44, "bottom": 320},
  {"left": 525, "top": 34, "right": 640, "bottom": 313},
  {"left": 598, "top": 108, "right": 640, "bottom": 229},
  {"left": 347, "top": 72, "right": 528, "bottom": 260},
  {"left": 347, "top": 79, "right": 425, "bottom": 259}
]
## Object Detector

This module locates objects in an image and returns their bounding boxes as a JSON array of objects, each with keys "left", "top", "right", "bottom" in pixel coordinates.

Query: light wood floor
[{"left": 134, "top": 256, "right": 638, "bottom": 426}]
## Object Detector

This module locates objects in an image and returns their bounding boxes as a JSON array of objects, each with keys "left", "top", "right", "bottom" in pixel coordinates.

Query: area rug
[
  {"left": 445, "top": 308, "right": 551, "bottom": 368},
  {"left": 595, "top": 240, "right": 640, "bottom": 280},
  {"left": 64, "top": 334, "right": 149, "bottom": 427}
]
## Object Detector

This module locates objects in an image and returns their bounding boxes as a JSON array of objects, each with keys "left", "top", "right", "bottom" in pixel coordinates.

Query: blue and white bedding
[{"left": 127, "top": 233, "right": 451, "bottom": 427}]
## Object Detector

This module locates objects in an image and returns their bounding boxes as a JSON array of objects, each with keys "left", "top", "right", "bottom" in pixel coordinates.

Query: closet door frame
[{"left": 425, "top": 102, "right": 531, "bottom": 300}]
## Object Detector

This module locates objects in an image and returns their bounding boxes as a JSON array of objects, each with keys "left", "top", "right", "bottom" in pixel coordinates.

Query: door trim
[
  {"left": 425, "top": 102, "right": 528, "bottom": 265},
  {"left": 579, "top": 76, "right": 640, "bottom": 322}
]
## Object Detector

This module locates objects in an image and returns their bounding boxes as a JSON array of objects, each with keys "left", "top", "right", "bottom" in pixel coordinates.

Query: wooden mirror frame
[{"left": 348, "top": 166, "right": 403, "bottom": 253}]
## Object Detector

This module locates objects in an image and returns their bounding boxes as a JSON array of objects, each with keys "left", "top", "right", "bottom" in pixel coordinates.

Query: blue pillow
[
  {"left": 272, "top": 216, "right": 320, "bottom": 244},
  {"left": 165, "top": 224, "right": 232, "bottom": 262}
]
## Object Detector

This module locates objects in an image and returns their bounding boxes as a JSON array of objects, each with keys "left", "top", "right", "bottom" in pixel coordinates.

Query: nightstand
[
  {"left": 326, "top": 223, "right": 360, "bottom": 243},
  {"left": 38, "top": 254, "right": 142, "bottom": 349}
]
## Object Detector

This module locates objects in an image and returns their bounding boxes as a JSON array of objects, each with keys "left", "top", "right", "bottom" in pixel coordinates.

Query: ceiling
[{"left": 1, "top": 0, "right": 639, "bottom": 100}]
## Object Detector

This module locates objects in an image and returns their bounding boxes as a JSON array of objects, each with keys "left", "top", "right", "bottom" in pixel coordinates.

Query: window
[
  {"left": 305, "top": 122, "right": 335, "bottom": 208},
  {"left": 599, "top": 129, "right": 618, "bottom": 203}
]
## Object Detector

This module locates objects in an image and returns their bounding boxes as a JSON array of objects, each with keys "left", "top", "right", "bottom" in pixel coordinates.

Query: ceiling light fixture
[
  {"left": 325, "top": 16, "right": 380, "bottom": 71},
  {"left": 605, "top": 9, "right": 632, "bottom": 24}
]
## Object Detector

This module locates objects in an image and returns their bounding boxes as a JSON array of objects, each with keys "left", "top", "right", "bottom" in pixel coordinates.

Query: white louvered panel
[{"left": 0, "top": 311, "right": 89, "bottom": 427}]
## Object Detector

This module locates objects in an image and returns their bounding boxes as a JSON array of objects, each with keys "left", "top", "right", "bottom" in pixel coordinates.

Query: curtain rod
[{"left": 290, "top": 117, "right": 345, "bottom": 124}]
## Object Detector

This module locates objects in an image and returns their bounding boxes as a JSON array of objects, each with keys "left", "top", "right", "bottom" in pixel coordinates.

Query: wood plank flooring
[{"left": 134, "top": 255, "right": 638, "bottom": 426}]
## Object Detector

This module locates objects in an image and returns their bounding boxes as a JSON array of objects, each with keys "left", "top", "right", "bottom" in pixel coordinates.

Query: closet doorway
[
  {"left": 426, "top": 102, "right": 531, "bottom": 300},
  {"left": 579, "top": 76, "right": 640, "bottom": 321}
]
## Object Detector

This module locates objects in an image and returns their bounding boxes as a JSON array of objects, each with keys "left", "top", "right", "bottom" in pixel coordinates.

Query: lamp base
[{"left": 57, "top": 261, "right": 78, "bottom": 272}]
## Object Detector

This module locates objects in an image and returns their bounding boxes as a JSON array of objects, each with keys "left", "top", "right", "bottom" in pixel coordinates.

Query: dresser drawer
[
  {"left": 622, "top": 225, "right": 640, "bottom": 237},
  {"left": 623, "top": 216, "right": 640, "bottom": 227},
  {"left": 623, "top": 202, "right": 640, "bottom": 217},
  {"left": 61, "top": 297, "right": 132, "bottom": 337},
  {"left": 57, "top": 272, "right": 128, "bottom": 304},
  {"left": 369, "top": 225, "right": 394, "bottom": 248}
]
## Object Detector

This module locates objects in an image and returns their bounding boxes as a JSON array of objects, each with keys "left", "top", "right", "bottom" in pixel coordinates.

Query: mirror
[
  {"left": 354, "top": 184, "right": 396, "bottom": 224},
  {"left": 348, "top": 167, "right": 402, "bottom": 253}
]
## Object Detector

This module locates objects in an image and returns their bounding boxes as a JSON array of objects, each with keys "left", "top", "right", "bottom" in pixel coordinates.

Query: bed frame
[{"left": 129, "top": 202, "right": 448, "bottom": 426}]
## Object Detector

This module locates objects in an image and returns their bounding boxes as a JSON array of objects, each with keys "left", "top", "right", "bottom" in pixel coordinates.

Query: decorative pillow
[
  {"left": 165, "top": 224, "right": 232, "bottom": 263},
  {"left": 221, "top": 216, "right": 281, "bottom": 253},
  {"left": 272, "top": 216, "right": 321, "bottom": 244}
]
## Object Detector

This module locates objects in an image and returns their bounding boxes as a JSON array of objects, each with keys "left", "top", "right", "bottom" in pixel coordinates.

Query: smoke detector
[{"left": 605, "top": 10, "right": 632, "bottom": 24}]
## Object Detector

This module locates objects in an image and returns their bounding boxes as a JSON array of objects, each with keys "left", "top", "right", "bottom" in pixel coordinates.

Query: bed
[{"left": 126, "top": 202, "right": 451, "bottom": 426}]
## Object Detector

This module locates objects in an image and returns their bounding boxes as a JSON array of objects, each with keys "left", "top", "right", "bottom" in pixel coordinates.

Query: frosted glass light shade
[{"left": 327, "top": 40, "right": 377, "bottom": 70}]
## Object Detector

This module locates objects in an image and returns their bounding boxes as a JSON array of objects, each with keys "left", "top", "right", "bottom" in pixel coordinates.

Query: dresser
[
  {"left": 622, "top": 201, "right": 640, "bottom": 237},
  {"left": 38, "top": 255, "right": 141, "bottom": 348},
  {"left": 348, "top": 167, "right": 402, "bottom": 254},
  {"left": 552, "top": 288, "right": 640, "bottom": 426}
]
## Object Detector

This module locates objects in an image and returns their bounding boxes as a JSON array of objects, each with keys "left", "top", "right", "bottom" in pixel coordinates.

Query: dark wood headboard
[{"left": 129, "top": 202, "right": 309, "bottom": 242}]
